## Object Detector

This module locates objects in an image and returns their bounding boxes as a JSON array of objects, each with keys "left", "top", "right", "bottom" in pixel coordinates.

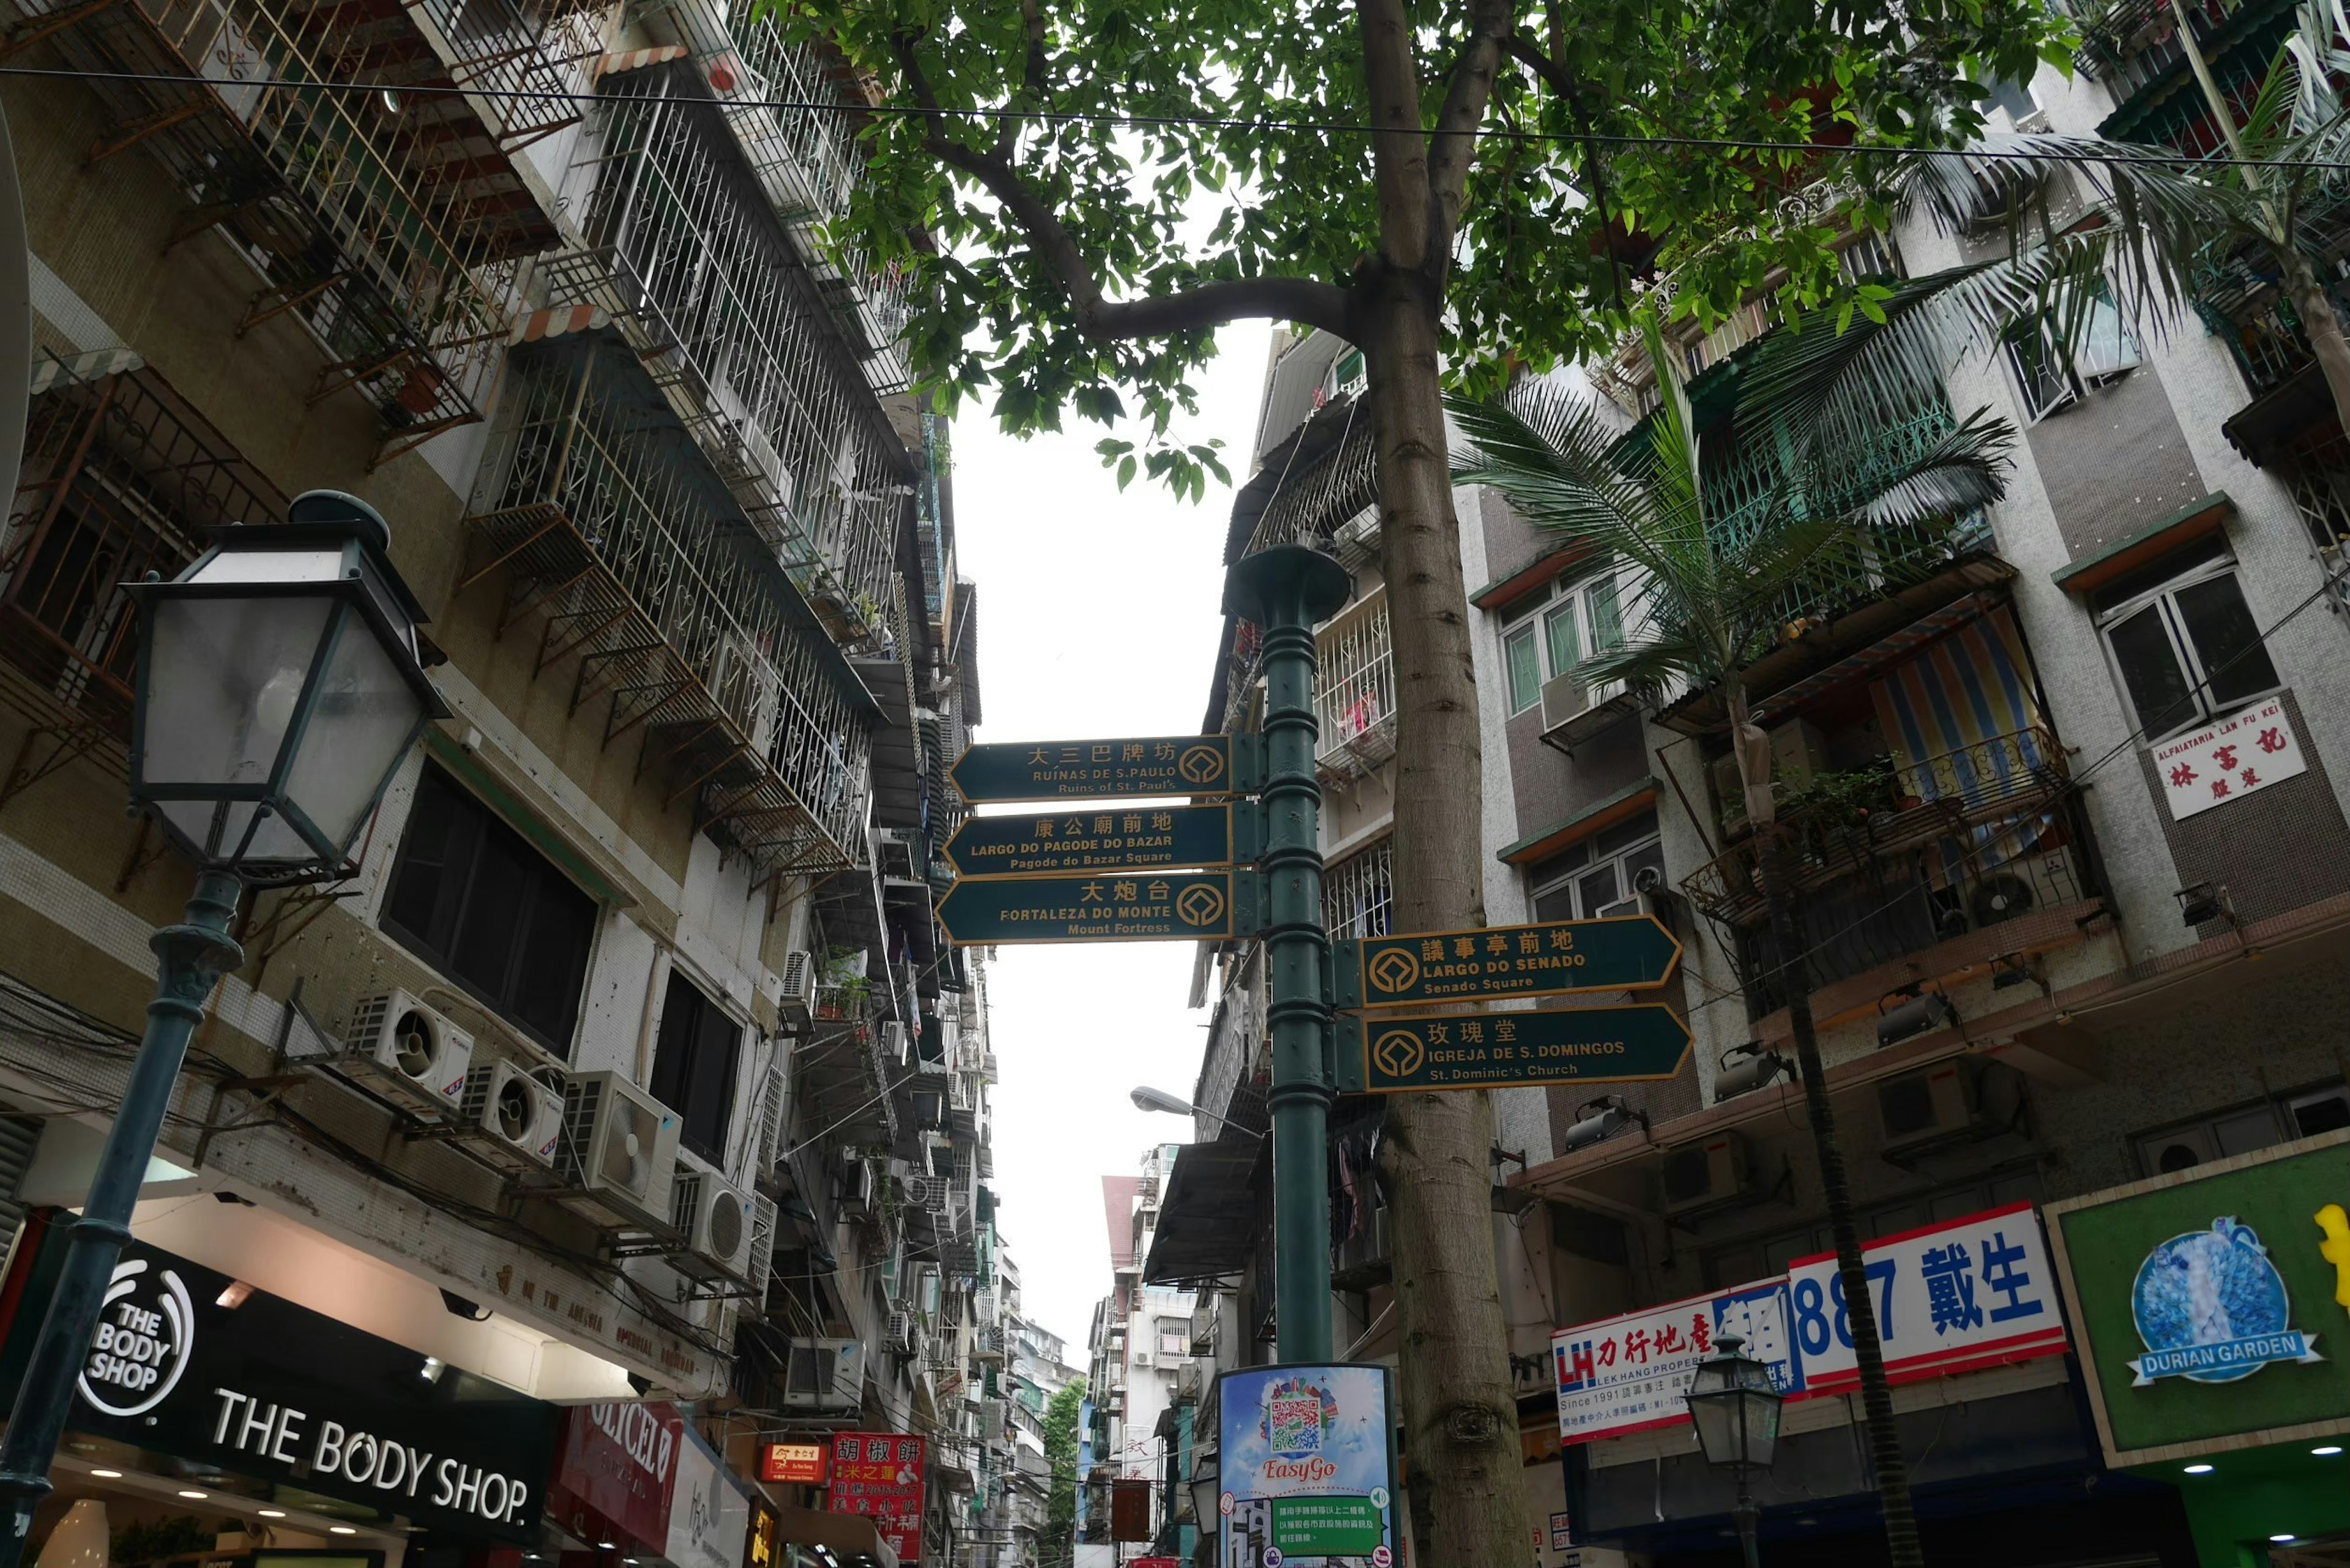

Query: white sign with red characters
[
  {"left": 1551, "top": 1279, "right": 1800, "bottom": 1445},
  {"left": 2154, "top": 696, "right": 2306, "bottom": 821}
]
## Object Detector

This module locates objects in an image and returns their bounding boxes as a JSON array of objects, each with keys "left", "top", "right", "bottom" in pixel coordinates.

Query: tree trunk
[
  {"left": 2283, "top": 259, "right": 2350, "bottom": 447},
  {"left": 1729, "top": 685, "right": 1923, "bottom": 1567},
  {"left": 1362, "top": 264, "right": 1529, "bottom": 1568}
]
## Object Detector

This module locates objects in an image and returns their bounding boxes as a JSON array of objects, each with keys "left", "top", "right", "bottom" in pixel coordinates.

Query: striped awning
[
  {"left": 507, "top": 304, "right": 613, "bottom": 346},
  {"left": 592, "top": 45, "right": 688, "bottom": 79},
  {"left": 28, "top": 347, "right": 143, "bottom": 397}
]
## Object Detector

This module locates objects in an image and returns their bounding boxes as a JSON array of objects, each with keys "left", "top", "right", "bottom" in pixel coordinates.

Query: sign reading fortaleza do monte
[
  {"left": 938, "top": 870, "right": 1252, "bottom": 946},
  {"left": 1336, "top": 915, "right": 1679, "bottom": 1009},
  {"left": 1343, "top": 1005, "right": 1692, "bottom": 1094},
  {"left": 944, "top": 802, "right": 1249, "bottom": 878},
  {"left": 951, "top": 733, "right": 1240, "bottom": 802}
]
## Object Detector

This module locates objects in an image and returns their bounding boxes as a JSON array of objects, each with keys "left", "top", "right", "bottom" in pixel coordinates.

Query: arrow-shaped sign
[
  {"left": 938, "top": 870, "right": 1257, "bottom": 946},
  {"left": 1340, "top": 1004, "right": 1692, "bottom": 1094},
  {"left": 1334, "top": 915, "right": 1680, "bottom": 1010},
  {"left": 943, "top": 802, "right": 1255, "bottom": 879},
  {"left": 950, "top": 734, "right": 1253, "bottom": 804}
]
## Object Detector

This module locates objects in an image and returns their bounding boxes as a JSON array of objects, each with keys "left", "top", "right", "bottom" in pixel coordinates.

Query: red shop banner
[
  {"left": 548, "top": 1402, "right": 684, "bottom": 1553},
  {"left": 825, "top": 1432, "right": 925, "bottom": 1563}
]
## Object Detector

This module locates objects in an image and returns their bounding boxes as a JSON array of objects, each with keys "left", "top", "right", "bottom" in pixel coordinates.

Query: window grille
[
  {"left": 1324, "top": 840, "right": 1393, "bottom": 940},
  {"left": 1315, "top": 601, "right": 1393, "bottom": 758}
]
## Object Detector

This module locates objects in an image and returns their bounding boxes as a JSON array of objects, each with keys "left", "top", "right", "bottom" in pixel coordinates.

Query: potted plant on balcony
[{"left": 1451, "top": 310, "right": 2013, "bottom": 1568}]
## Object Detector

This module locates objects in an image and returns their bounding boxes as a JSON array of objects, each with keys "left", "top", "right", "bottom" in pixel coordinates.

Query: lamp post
[
  {"left": 0, "top": 491, "right": 444, "bottom": 1567},
  {"left": 1220, "top": 545, "right": 1349, "bottom": 1364},
  {"left": 1129, "top": 1086, "right": 1264, "bottom": 1141},
  {"left": 1682, "top": 1332, "right": 1785, "bottom": 1568}
]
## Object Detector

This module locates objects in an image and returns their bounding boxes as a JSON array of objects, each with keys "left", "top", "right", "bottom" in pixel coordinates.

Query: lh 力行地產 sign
[
  {"left": 950, "top": 734, "right": 1244, "bottom": 803},
  {"left": 1335, "top": 915, "right": 1680, "bottom": 1009},
  {"left": 0, "top": 1220, "right": 562, "bottom": 1542}
]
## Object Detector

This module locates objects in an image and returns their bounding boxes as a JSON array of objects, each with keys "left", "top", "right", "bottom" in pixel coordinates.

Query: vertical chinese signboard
[
  {"left": 827, "top": 1432, "right": 926, "bottom": 1563},
  {"left": 1553, "top": 1204, "right": 2069, "bottom": 1446},
  {"left": 1220, "top": 1363, "right": 1400, "bottom": 1567}
]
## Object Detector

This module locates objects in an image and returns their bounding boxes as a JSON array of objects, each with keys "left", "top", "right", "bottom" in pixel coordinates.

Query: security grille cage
[
  {"left": 0, "top": 360, "right": 288, "bottom": 802},
  {"left": 462, "top": 339, "right": 874, "bottom": 879},
  {"left": 1324, "top": 838, "right": 1393, "bottom": 941},
  {"left": 1313, "top": 595, "right": 1393, "bottom": 760},
  {"left": 567, "top": 57, "right": 908, "bottom": 641},
  {"left": 5, "top": 0, "right": 582, "bottom": 465}
]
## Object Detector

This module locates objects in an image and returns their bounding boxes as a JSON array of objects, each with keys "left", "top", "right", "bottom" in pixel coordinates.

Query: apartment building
[
  {"left": 0, "top": 0, "right": 1005, "bottom": 1561},
  {"left": 1080, "top": 1144, "right": 1198, "bottom": 1561}
]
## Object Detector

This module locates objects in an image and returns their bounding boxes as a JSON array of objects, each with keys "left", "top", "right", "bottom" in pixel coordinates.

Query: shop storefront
[
  {"left": 2047, "top": 1129, "right": 2350, "bottom": 1567},
  {"left": 0, "top": 1213, "right": 562, "bottom": 1568}
]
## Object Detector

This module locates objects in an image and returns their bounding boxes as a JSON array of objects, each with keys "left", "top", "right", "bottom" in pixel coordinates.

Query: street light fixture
[
  {"left": 0, "top": 491, "right": 443, "bottom": 1567},
  {"left": 1130, "top": 1086, "right": 1263, "bottom": 1140},
  {"left": 1683, "top": 1332, "right": 1784, "bottom": 1568}
]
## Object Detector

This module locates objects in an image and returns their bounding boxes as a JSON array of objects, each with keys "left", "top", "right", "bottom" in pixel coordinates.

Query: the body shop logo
[
  {"left": 81, "top": 1258, "right": 193, "bottom": 1417},
  {"left": 2128, "top": 1217, "right": 2324, "bottom": 1386}
]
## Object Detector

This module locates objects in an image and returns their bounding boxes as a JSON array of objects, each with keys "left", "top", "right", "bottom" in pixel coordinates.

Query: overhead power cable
[{"left": 1, "top": 62, "right": 2346, "bottom": 173}]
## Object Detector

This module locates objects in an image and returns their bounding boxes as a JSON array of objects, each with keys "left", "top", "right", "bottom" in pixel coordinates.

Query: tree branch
[
  {"left": 993, "top": 0, "right": 1051, "bottom": 159},
  {"left": 1428, "top": 0, "right": 1512, "bottom": 249},
  {"left": 1357, "top": 0, "right": 1433, "bottom": 272},
  {"left": 893, "top": 30, "right": 1352, "bottom": 341}
]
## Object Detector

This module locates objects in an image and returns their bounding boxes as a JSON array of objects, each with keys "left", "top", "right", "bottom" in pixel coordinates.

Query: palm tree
[{"left": 1448, "top": 316, "right": 2015, "bottom": 1568}]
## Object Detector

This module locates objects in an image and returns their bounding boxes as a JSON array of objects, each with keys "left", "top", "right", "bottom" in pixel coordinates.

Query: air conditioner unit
[
  {"left": 843, "top": 1156, "right": 882, "bottom": 1218},
  {"left": 1132, "top": 1351, "right": 1153, "bottom": 1369},
  {"left": 881, "top": 1021, "right": 910, "bottom": 1067},
  {"left": 1660, "top": 1132, "right": 1761, "bottom": 1222},
  {"left": 752, "top": 1061, "right": 790, "bottom": 1173},
  {"left": 872, "top": 827, "right": 922, "bottom": 883},
  {"left": 342, "top": 990, "right": 475, "bottom": 1119},
  {"left": 670, "top": 1160, "right": 770, "bottom": 1283},
  {"left": 780, "top": 1337, "right": 866, "bottom": 1411},
  {"left": 779, "top": 950, "right": 818, "bottom": 1032},
  {"left": 457, "top": 1059, "right": 564, "bottom": 1173},
  {"left": 1877, "top": 1058, "right": 2020, "bottom": 1162},
  {"left": 886, "top": 1307, "right": 916, "bottom": 1354},
  {"left": 560, "top": 1071, "right": 682, "bottom": 1231},
  {"left": 905, "top": 1175, "right": 951, "bottom": 1214}
]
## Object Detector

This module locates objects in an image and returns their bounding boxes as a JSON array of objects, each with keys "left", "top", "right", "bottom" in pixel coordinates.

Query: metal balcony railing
[
  {"left": 565, "top": 59, "right": 907, "bottom": 644},
  {"left": 460, "top": 342, "right": 875, "bottom": 883},
  {"left": 2073, "top": 0, "right": 2270, "bottom": 102},
  {"left": 1, "top": 0, "right": 578, "bottom": 464},
  {"left": 1315, "top": 598, "right": 1395, "bottom": 781},
  {"left": 0, "top": 357, "right": 286, "bottom": 807},
  {"left": 1679, "top": 728, "right": 2097, "bottom": 1016}
]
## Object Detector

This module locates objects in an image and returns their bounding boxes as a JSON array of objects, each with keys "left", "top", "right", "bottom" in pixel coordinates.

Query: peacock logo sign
[
  {"left": 2127, "top": 1217, "right": 2324, "bottom": 1387},
  {"left": 80, "top": 1258, "right": 196, "bottom": 1417}
]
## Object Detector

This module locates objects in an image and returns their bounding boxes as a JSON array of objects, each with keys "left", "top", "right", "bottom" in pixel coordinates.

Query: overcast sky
[{"left": 950, "top": 323, "right": 1272, "bottom": 1357}]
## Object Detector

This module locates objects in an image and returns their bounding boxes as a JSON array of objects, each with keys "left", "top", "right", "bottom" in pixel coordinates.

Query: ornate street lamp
[
  {"left": 0, "top": 491, "right": 444, "bottom": 1568},
  {"left": 1682, "top": 1332, "right": 1785, "bottom": 1568}
]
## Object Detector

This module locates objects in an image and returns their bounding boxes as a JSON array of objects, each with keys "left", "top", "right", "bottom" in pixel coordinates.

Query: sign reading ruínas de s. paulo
[
  {"left": 952, "top": 734, "right": 1237, "bottom": 802},
  {"left": 1337, "top": 914, "right": 1679, "bottom": 1009},
  {"left": 944, "top": 803, "right": 1247, "bottom": 878},
  {"left": 1343, "top": 1004, "right": 1692, "bottom": 1093},
  {"left": 937, "top": 870, "right": 1250, "bottom": 945}
]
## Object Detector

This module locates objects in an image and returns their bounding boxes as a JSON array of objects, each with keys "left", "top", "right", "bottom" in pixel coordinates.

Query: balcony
[
  {"left": 1680, "top": 727, "right": 2100, "bottom": 1018},
  {"left": 0, "top": 356, "right": 283, "bottom": 807},
  {"left": 2075, "top": 0, "right": 2288, "bottom": 113},
  {"left": 460, "top": 337, "right": 878, "bottom": 884},
  {"left": 4, "top": 0, "right": 582, "bottom": 463},
  {"left": 554, "top": 56, "right": 910, "bottom": 646},
  {"left": 795, "top": 994, "right": 897, "bottom": 1146},
  {"left": 1315, "top": 593, "right": 1394, "bottom": 783}
]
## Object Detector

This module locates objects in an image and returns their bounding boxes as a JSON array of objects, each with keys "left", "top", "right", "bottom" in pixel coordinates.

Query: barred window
[{"left": 1325, "top": 840, "right": 1393, "bottom": 939}]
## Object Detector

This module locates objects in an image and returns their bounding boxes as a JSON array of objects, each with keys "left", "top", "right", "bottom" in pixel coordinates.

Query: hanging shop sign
[
  {"left": 1218, "top": 1363, "right": 1401, "bottom": 1567},
  {"left": 2046, "top": 1131, "right": 2350, "bottom": 1465},
  {"left": 549, "top": 1402, "right": 682, "bottom": 1552},
  {"left": 667, "top": 1422, "right": 752, "bottom": 1568},
  {"left": 1111, "top": 1479, "right": 1153, "bottom": 1543},
  {"left": 1334, "top": 915, "right": 1680, "bottom": 1009},
  {"left": 2154, "top": 695, "right": 2308, "bottom": 820},
  {"left": 1552, "top": 1204, "right": 2071, "bottom": 1445},
  {"left": 758, "top": 1439, "right": 830, "bottom": 1485},
  {"left": 825, "top": 1432, "right": 925, "bottom": 1564},
  {"left": 951, "top": 734, "right": 1246, "bottom": 803},
  {"left": 0, "top": 1222, "right": 559, "bottom": 1542}
]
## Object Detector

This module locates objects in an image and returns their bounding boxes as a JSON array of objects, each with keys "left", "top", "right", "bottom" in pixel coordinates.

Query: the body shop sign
[
  {"left": 0, "top": 1223, "right": 559, "bottom": 1542},
  {"left": 1218, "top": 1363, "right": 1399, "bottom": 1567},
  {"left": 549, "top": 1402, "right": 683, "bottom": 1552}
]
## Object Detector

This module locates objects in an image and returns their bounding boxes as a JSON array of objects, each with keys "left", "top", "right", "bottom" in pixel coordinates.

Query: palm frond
[{"left": 1818, "top": 406, "right": 2015, "bottom": 536}]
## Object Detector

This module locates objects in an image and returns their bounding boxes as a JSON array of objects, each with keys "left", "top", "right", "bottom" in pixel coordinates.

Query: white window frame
[
  {"left": 1526, "top": 808, "right": 1664, "bottom": 921},
  {"left": 2092, "top": 547, "right": 2283, "bottom": 743},
  {"left": 1500, "top": 564, "right": 1629, "bottom": 715},
  {"left": 2002, "top": 285, "right": 2142, "bottom": 423}
]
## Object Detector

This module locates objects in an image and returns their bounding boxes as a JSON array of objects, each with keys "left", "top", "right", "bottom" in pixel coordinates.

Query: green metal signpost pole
[{"left": 1225, "top": 545, "right": 1351, "bottom": 1363}]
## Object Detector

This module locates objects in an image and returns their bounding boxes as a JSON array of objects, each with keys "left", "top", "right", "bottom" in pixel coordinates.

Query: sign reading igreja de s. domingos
[{"left": 0, "top": 1222, "right": 561, "bottom": 1540}]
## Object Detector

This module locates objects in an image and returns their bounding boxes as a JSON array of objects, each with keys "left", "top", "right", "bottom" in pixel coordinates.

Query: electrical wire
[{"left": 1, "top": 62, "right": 2346, "bottom": 173}]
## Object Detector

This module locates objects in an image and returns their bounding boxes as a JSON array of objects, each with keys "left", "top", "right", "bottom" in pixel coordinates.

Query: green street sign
[
  {"left": 942, "top": 802, "right": 1255, "bottom": 879},
  {"left": 938, "top": 870, "right": 1256, "bottom": 946},
  {"left": 1333, "top": 915, "right": 1680, "bottom": 1010},
  {"left": 1340, "top": 1004, "right": 1692, "bottom": 1094},
  {"left": 950, "top": 734, "right": 1249, "bottom": 804}
]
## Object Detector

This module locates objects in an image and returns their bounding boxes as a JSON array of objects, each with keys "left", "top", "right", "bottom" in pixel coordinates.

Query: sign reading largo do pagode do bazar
[
  {"left": 951, "top": 733, "right": 1247, "bottom": 802},
  {"left": 1335, "top": 914, "right": 1680, "bottom": 1009},
  {"left": 944, "top": 802, "right": 1253, "bottom": 878},
  {"left": 1342, "top": 1004, "right": 1693, "bottom": 1094},
  {"left": 938, "top": 869, "right": 1253, "bottom": 946}
]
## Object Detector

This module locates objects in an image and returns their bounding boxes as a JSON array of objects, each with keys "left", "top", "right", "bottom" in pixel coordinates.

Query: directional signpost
[
  {"left": 936, "top": 870, "right": 1252, "bottom": 946},
  {"left": 943, "top": 803, "right": 1255, "bottom": 879},
  {"left": 1338, "top": 1004, "right": 1694, "bottom": 1094},
  {"left": 1334, "top": 914, "right": 1679, "bottom": 1009},
  {"left": 950, "top": 733, "right": 1250, "bottom": 803}
]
